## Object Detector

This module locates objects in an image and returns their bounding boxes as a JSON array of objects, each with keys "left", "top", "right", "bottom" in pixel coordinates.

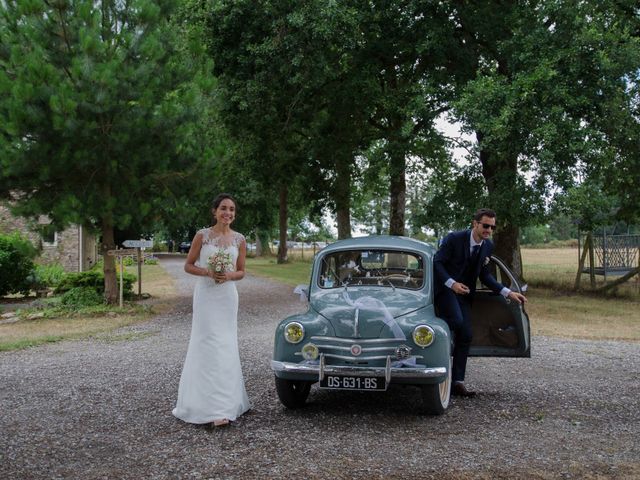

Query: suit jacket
[{"left": 433, "top": 229, "right": 503, "bottom": 298}]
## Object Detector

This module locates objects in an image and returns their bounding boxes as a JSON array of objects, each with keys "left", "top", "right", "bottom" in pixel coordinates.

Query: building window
[{"left": 41, "top": 226, "right": 57, "bottom": 246}]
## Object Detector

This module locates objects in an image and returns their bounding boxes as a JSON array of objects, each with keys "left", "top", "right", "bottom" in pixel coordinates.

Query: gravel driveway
[{"left": 1, "top": 258, "right": 639, "bottom": 479}]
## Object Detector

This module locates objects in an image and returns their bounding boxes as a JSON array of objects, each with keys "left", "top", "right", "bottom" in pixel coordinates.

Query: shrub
[
  {"left": 61, "top": 287, "right": 104, "bottom": 307},
  {"left": 54, "top": 269, "right": 136, "bottom": 295},
  {"left": 153, "top": 240, "right": 167, "bottom": 252},
  {"left": 144, "top": 256, "right": 158, "bottom": 265},
  {"left": 120, "top": 255, "right": 157, "bottom": 266},
  {"left": 26, "top": 270, "right": 47, "bottom": 293},
  {"left": 520, "top": 225, "right": 550, "bottom": 245},
  {"left": 33, "top": 263, "right": 66, "bottom": 288},
  {"left": 0, "top": 232, "right": 38, "bottom": 296}
]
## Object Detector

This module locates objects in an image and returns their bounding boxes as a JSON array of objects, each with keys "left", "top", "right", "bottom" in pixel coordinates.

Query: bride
[{"left": 173, "top": 193, "right": 250, "bottom": 427}]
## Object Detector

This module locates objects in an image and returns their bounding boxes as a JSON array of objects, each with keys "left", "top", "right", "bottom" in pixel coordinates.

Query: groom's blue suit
[{"left": 433, "top": 230, "right": 505, "bottom": 383}]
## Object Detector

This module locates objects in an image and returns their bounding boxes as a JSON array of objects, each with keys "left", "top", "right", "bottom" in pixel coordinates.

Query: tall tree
[
  {"left": 426, "top": 0, "right": 640, "bottom": 276},
  {"left": 0, "top": 0, "right": 204, "bottom": 302},
  {"left": 308, "top": 91, "right": 375, "bottom": 239},
  {"left": 350, "top": 149, "right": 390, "bottom": 236},
  {"left": 206, "top": 0, "right": 365, "bottom": 259},
  {"left": 348, "top": 0, "right": 456, "bottom": 236},
  {"left": 209, "top": 1, "right": 460, "bottom": 240}
]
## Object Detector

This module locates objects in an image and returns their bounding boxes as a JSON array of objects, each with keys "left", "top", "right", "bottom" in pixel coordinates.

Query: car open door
[{"left": 469, "top": 255, "right": 531, "bottom": 357}]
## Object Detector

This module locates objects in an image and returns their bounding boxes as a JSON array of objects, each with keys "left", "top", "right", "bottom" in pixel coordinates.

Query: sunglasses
[{"left": 480, "top": 223, "right": 497, "bottom": 231}]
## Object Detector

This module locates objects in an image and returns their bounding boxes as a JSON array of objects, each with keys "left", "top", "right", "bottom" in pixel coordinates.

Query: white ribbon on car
[
  {"left": 391, "top": 357, "right": 417, "bottom": 368},
  {"left": 293, "top": 284, "right": 308, "bottom": 302},
  {"left": 341, "top": 290, "right": 406, "bottom": 340}
]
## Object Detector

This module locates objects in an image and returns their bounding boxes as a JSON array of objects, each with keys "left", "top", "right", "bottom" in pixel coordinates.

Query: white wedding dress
[{"left": 173, "top": 229, "right": 250, "bottom": 424}]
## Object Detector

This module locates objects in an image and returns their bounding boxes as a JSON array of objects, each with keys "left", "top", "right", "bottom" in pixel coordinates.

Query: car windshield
[{"left": 319, "top": 249, "right": 424, "bottom": 290}]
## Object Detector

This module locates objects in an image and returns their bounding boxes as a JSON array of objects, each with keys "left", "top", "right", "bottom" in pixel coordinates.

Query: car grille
[{"left": 309, "top": 335, "right": 415, "bottom": 363}]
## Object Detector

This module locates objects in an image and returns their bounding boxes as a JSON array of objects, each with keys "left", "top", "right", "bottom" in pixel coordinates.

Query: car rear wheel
[
  {"left": 274, "top": 376, "right": 312, "bottom": 409},
  {"left": 421, "top": 358, "right": 451, "bottom": 415}
]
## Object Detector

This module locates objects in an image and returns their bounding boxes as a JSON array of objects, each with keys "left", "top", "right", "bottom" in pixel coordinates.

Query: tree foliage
[
  {"left": 0, "top": 0, "right": 207, "bottom": 302},
  {"left": 419, "top": 1, "right": 640, "bottom": 275},
  {"left": 204, "top": 0, "right": 361, "bottom": 259},
  {"left": 1, "top": 0, "right": 638, "bottom": 285},
  {"left": 0, "top": 232, "right": 37, "bottom": 296}
]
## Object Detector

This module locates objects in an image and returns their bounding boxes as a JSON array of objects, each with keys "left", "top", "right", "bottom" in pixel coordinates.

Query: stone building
[{"left": 0, "top": 204, "right": 97, "bottom": 272}]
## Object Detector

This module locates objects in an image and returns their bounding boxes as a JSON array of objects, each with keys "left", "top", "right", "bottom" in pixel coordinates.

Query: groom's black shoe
[{"left": 451, "top": 382, "right": 476, "bottom": 397}]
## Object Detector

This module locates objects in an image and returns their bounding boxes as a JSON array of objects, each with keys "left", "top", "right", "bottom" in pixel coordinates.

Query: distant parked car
[
  {"left": 271, "top": 235, "right": 530, "bottom": 415},
  {"left": 178, "top": 241, "right": 191, "bottom": 254}
]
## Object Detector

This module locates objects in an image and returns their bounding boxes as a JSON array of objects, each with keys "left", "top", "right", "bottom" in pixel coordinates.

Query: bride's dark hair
[{"left": 211, "top": 193, "right": 237, "bottom": 225}]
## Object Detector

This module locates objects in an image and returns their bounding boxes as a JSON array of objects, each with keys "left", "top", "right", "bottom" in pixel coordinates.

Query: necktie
[{"left": 471, "top": 244, "right": 480, "bottom": 260}]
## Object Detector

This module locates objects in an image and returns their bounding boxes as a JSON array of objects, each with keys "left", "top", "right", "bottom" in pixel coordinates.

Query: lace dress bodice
[{"left": 196, "top": 228, "right": 245, "bottom": 273}]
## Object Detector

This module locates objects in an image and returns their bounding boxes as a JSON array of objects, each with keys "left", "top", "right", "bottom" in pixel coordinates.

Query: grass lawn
[
  {"left": 522, "top": 248, "right": 640, "bottom": 341},
  {"left": 0, "top": 263, "right": 177, "bottom": 352},
  {"left": 246, "top": 256, "right": 313, "bottom": 287},
  {"left": 248, "top": 251, "right": 640, "bottom": 342},
  {"left": 522, "top": 247, "right": 640, "bottom": 294},
  {"left": 522, "top": 247, "right": 581, "bottom": 288},
  {"left": 521, "top": 247, "right": 640, "bottom": 341},
  {"left": 525, "top": 288, "right": 639, "bottom": 341}
]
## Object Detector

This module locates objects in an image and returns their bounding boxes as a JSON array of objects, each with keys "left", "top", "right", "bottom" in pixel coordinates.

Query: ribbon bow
[
  {"left": 341, "top": 290, "right": 406, "bottom": 340},
  {"left": 293, "top": 284, "right": 308, "bottom": 302}
]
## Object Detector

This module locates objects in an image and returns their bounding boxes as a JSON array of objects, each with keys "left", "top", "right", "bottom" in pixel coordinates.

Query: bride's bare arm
[
  {"left": 184, "top": 232, "right": 214, "bottom": 278},
  {"left": 233, "top": 237, "right": 246, "bottom": 281}
]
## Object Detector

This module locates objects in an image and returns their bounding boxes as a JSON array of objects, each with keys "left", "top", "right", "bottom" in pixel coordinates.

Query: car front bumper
[{"left": 271, "top": 354, "right": 446, "bottom": 383}]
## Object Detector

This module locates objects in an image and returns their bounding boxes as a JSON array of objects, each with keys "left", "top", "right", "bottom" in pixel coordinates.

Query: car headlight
[
  {"left": 301, "top": 343, "right": 319, "bottom": 360},
  {"left": 284, "top": 322, "right": 305, "bottom": 344},
  {"left": 413, "top": 325, "right": 435, "bottom": 347}
]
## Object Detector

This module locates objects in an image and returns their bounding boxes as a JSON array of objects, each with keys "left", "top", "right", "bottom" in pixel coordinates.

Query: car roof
[{"left": 321, "top": 235, "right": 435, "bottom": 254}]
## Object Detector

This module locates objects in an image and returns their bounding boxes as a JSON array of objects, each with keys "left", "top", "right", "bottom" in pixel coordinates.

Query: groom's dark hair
[
  {"left": 211, "top": 193, "right": 237, "bottom": 225},
  {"left": 473, "top": 208, "right": 496, "bottom": 222}
]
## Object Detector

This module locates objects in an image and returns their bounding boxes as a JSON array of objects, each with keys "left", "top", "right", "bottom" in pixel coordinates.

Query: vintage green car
[{"left": 271, "top": 236, "right": 530, "bottom": 414}]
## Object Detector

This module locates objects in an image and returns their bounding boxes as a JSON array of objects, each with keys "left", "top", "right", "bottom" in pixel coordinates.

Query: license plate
[{"left": 319, "top": 375, "right": 386, "bottom": 391}]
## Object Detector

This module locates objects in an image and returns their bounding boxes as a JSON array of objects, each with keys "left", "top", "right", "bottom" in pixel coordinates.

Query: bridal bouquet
[{"left": 207, "top": 249, "right": 233, "bottom": 283}]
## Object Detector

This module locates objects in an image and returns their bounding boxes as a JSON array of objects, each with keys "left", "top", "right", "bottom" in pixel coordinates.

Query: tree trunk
[
  {"left": 336, "top": 208, "right": 351, "bottom": 240},
  {"left": 255, "top": 232, "right": 263, "bottom": 257},
  {"left": 335, "top": 157, "right": 352, "bottom": 239},
  {"left": 477, "top": 131, "right": 522, "bottom": 276},
  {"left": 255, "top": 228, "right": 271, "bottom": 257},
  {"left": 375, "top": 197, "right": 384, "bottom": 235},
  {"left": 493, "top": 224, "right": 523, "bottom": 279},
  {"left": 277, "top": 184, "right": 288, "bottom": 264},
  {"left": 388, "top": 148, "right": 406, "bottom": 236},
  {"left": 101, "top": 216, "right": 117, "bottom": 304}
]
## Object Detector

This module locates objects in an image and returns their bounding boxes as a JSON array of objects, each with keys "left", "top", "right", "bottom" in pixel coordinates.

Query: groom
[{"left": 433, "top": 208, "right": 527, "bottom": 397}]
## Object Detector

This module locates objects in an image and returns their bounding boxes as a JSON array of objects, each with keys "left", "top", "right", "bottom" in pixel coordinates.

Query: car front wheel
[
  {"left": 274, "top": 376, "right": 312, "bottom": 409},
  {"left": 420, "top": 358, "right": 451, "bottom": 415}
]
